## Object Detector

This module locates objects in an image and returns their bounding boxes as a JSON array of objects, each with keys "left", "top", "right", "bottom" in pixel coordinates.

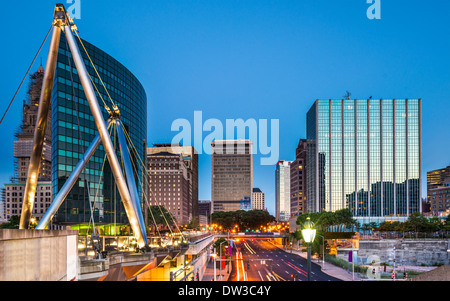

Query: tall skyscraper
[
  {"left": 147, "top": 143, "right": 198, "bottom": 224},
  {"left": 251, "top": 188, "right": 265, "bottom": 210},
  {"left": 52, "top": 34, "right": 147, "bottom": 227},
  {"left": 290, "top": 139, "right": 307, "bottom": 217},
  {"left": 306, "top": 98, "right": 421, "bottom": 223},
  {"left": 275, "top": 160, "right": 292, "bottom": 222},
  {"left": 211, "top": 140, "right": 253, "bottom": 212}
]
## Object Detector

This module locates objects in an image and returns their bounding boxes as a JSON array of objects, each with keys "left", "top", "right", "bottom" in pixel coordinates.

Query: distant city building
[
  {"left": 211, "top": 140, "right": 253, "bottom": 213},
  {"left": 290, "top": 139, "right": 307, "bottom": 217},
  {"left": 251, "top": 188, "right": 265, "bottom": 210},
  {"left": 2, "top": 66, "right": 53, "bottom": 224},
  {"left": 3, "top": 182, "right": 52, "bottom": 222},
  {"left": 275, "top": 160, "right": 292, "bottom": 222},
  {"left": 306, "top": 98, "right": 422, "bottom": 223},
  {"left": 428, "top": 178, "right": 450, "bottom": 216},
  {"left": 198, "top": 200, "right": 211, "bottom": 226},
  {"left": 147, "top": 143, "right": 198, "bottom": 223},
  {"left": 427, "top": 165, "right": 450, "bottom": 215},
  {"left": 146, "top": 151, "right": 191, "bottom": 225},
  {"left": 240, "top": 196, "right": 251, "bottom": 211},
  {"left": 13, "top": 65, "right": 52, "bottom": 183}
]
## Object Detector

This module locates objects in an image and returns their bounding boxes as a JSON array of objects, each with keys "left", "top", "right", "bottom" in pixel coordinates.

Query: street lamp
[{"left": 302, "top": 217, "right": 316, "bottom": 281}]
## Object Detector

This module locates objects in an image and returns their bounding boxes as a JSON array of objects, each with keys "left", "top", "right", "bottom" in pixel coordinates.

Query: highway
[{"left": 228, "top": 239, "right": 340, "bottom": 281}]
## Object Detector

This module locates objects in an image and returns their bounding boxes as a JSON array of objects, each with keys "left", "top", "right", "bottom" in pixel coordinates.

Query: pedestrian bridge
[{"left": 216, "top": 232, "right": 289, "bottom": 239}]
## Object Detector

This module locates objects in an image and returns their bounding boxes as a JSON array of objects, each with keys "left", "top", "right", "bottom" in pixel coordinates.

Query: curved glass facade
[
  {"left": 51, "top": 34, "right": 147, "bottom": 225},
  {"left": 307, "top": 99, "right": 421, "bottom": 221}
]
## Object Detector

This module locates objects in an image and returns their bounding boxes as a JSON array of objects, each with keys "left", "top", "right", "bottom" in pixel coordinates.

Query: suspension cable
[
  {"left": 0, "top": 25, "right": 53, "bottom": 125},
  {"left": 120, "top": 123, "right": 186, "bottom": 240},
  {"left": 73, "top": 28, "right": 117, "bottom": 109}
]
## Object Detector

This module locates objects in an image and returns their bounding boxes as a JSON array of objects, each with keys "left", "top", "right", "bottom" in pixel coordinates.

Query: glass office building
[
  {"left": 306, "top": 99, "right": 421, "bottom": 222},
  {"left": 275, "top": 160, "right": 292, "bottom": 222},
  {"left": 51, "top": 34, "right": 147, "bottom": 225}
]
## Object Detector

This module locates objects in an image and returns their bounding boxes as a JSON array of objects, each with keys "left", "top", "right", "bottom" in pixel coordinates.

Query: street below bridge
[{"left": 227, "top": 239, "right": 339, "bottom": 281}]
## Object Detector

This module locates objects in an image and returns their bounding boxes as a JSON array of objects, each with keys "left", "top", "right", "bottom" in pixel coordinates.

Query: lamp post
[
  {"left": 317, "top": 234, "right": 325, "bottom": 270},
  {"left": 211, "top": 247, "right": 217, "bottom": 281},
  {"left": 302, "top": 217, "right": 316, "bottom": 281}
]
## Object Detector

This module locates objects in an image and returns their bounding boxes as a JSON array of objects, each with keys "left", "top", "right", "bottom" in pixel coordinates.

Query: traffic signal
[{"left": 247, "top": 262, "right": 250, "bottom": 270}]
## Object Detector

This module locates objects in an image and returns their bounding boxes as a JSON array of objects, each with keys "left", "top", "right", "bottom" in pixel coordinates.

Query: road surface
[{"left": 228, "top": 239, "right": 340, "bottom": 281}]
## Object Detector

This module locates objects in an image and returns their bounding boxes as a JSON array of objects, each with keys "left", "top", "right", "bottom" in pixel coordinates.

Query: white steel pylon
[{"left": 20, "top": 4, "right": 148, "bottom": 248}]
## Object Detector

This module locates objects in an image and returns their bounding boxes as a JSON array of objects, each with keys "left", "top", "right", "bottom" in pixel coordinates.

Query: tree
[
  {"left": 0, "top": 216, "right": 20, "bottom": 229},
  {"left": 147, "top": 205, "right": 176, "bottom": 234}
]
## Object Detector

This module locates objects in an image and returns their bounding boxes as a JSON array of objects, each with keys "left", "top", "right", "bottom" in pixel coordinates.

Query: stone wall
[
  {"left": 348, "top": 239, "right": 450, "bottom": 266},
  {"left": 0, "top": 229, "right": 78, "bottom": 281}
]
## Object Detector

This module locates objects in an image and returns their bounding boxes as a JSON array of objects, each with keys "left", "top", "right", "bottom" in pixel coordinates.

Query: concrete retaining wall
[
  {"left": 348, "top": 239, "right": 450, "bottom": 266},
  {"left": 0, "top": 229, "right": 79, "bottom": 281}
]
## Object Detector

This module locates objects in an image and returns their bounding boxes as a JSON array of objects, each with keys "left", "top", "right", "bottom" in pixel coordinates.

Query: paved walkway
[{"left": 201, "top": 259, "right": 232, "bottom": 282}]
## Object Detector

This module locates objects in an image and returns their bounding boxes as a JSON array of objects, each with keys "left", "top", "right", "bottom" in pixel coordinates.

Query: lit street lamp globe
[{"left": 302, "top": 217, "right": 316, "bottom": 243}]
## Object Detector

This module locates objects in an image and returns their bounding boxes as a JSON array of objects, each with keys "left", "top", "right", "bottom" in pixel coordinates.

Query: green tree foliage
[
  {"left": 296, "top": 208, "right": 357, "bottom": 231},
  {"left": 147, "top": 205, "right": 176, "bottom": 233},
  {"left": 0, "top": 215, "right": 20, "bottom": 229},
  {"left": 375, "top": 213, "right": 447, "bottom": 236},
  {"left": 211, "top": 210, "right": 275, "bottom": 231}
]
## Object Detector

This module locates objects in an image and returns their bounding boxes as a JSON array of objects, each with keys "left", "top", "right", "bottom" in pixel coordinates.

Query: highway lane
[{"left": 229, "top": 239, "right": 340, "bottom": 281}]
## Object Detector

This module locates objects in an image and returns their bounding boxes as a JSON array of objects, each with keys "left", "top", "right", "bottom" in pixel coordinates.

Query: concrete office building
[
  {"left": 251, "top": 188, "right": 265, "bottom": 211},
  {"left": 306, "top": 98, "right": 421, "bottom": 224},
  {"left": 211, "top": 140, "right": 253, "bottom": 212},
  {"left": 275, "top": 160, "right": 292, "bottom": 222},
  {"left": 198, "top": 200, "right": 211, "bottom": 226}
]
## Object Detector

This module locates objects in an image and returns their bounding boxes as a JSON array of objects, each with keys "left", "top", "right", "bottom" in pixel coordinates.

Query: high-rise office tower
[
  {"left": 306, "top": 98, "right": 421, "bottom": 223},
  {"left": 146, "top": 151, "right": 191, "bottom": 225},
  {"left": 275, "top": 160, "right": 292, "bottom": 222},
  {"left": 252, "top": 188, "right": 265, "bottom": 210},
  {"left": 290, "top": 139, "right": 307, "bottom": 217},
  {"left": 147, "top": 143, "right": 198, "bottom": 224},
  {"left": 211, "top": 140, "right": 253, "bottom": 212},
  {"left": 52, "top": 35, "right": 147, "bottom": 227}
]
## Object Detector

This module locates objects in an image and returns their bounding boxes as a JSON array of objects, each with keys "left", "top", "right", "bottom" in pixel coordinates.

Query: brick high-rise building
[
  {"left": 147, "top": 143, "right": 198, "bottom": 224},
  {"left": 290, "top": 139, "right": 307, "bottom": 217},
  {"left": 146, "top": 151, "right": 191, "bottom": 225}
]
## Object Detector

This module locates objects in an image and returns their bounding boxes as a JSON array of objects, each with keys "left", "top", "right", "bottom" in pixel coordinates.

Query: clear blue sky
[{"left": 0, "top": 1, "right": 449, "bottom": 216}]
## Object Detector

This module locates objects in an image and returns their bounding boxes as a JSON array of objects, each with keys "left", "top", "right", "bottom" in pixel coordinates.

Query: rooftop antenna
[{"left": 344, "top": 91, "right": 351, "bottom": 100}]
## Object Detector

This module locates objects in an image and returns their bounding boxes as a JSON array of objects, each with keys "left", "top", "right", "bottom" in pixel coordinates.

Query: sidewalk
[{"left": 201, "top": 258, "right": 232, "bottom": 281}]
